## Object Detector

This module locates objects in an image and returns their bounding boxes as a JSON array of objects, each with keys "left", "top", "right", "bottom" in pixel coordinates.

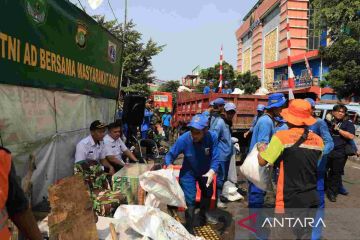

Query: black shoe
[
  {"left": 199, "top": 197, "right": 219, "bottom": 225},
  {"left": 184, "top": 206, "right": 196, "bottom": 234},
  {"left": 327, "top": 192, "right": 336, "bottom": 202},
  {"left": 338, "top": 185, "right": 349, "bottom": 196}
]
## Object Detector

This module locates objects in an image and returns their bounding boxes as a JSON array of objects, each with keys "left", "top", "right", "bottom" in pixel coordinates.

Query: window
[
  {"left": 321, "top": 94, "right": 338, "bottom": 101},
  {"left": 308, "top": 7, "right": 321, "bottom": 50}
]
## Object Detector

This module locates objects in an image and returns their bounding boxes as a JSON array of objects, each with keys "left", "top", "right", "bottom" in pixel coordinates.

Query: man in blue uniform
[
  {"left": 209, "top": 98, "right": 233, "bottom": 208},
  {"left": 203, "top": 80, "right": 216, "bottom": 94},
  {"left": 305, "top": 98, "right": 334, "bottom": 207},
  {"left": 248, "top": 93, "right": 287, "bottom": 208},
  {"left": 141, "top": 99, "right": 154, "bottom": 139},
  {"left": 165, "top": 114, "right": 220, "bottom": 234},
  {"left": 243, "top": 104, "right": 265, "bottom": 139},
  {"left": 305, "top": 98, "right": 334, "bottom": 240},
  {"left": 221, "top": 81, "right": 232, "bottom": 94}
]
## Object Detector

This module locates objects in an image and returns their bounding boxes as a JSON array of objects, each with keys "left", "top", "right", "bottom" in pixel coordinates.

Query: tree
[
  {"left": 234, "top": 71, "right": 261, "bottom": 94},
  {"left": 199, "top": 61, "right": 235, "bottom": 82},
  {"left": 93, "top": 15, "right": 165, "bottom": 85},
  {"left": 312, "top": 0, "right": 360, "bottom": 98},
  {"left": 122, "top": 83, "right": 150, "bottom": 96},
  {"left": 195, "top": 61, "right": 235, "bottom": 92},
  {"left": 158, "top": 80, "right": 180, "bottom": 93}
]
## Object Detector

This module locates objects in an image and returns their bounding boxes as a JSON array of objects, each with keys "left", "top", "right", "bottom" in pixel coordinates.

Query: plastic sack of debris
[
  {"left": 139, "top": 169, "right": 187, "bottom": 208},
  {"left": 221, "top": 181, "right": 244, "bottom": 202},
  {"left": 113, "top": 205, "right": 204, "bottom": 240},
  {"left": 228, "top": 141, "right": 238, "bottom": 184},
  {"left": 239, "top": 143, "right": 272, "bottom": 191}
]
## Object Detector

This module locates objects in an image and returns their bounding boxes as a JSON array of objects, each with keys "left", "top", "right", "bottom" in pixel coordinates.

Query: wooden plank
[{"left": 48, "top": 175, "right": 98, "bottom": 240}]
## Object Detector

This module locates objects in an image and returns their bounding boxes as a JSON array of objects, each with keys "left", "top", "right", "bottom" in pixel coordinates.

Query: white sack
[
  {"left": 222, "top": 181, "right": 244, "bottom": 202},
  {"left": 227, "top": 151, "right": 238, "bottom": 184},
  {"left": 113, "top": 205, "right": 204, "bottom": 240},
  {"left": 239, "top": 143, "right": 272, "bottom": 191},
  {"left": 139, "top": 169, "right": 187, "bottom": 208}
]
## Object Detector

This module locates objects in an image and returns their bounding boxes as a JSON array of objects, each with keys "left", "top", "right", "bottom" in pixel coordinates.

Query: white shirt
[
  {"left": 75, "top": 135, "right": 106, "bottom": 163},
  {"left": 103, "top": 134, "right": 128, "bottom": 163}
]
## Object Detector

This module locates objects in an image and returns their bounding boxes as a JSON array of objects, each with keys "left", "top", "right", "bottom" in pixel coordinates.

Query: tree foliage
[
  {"left": 234, "top": 71, "right": 261, "bottom": 94},
  {"left": 312, "top": 0, "right": 360, "bottom": 98},
  {"left": 122, "top": 83, "right": 150, "bottom": 96},
  {"left": 158, "top": 80, "right": 180, "bottom": 93},
  {"left": 93, "top": 15, "right": 165, "bottom": 85},
  {"left": 199, "top": 61, "right": 235, "bottom": 82}
]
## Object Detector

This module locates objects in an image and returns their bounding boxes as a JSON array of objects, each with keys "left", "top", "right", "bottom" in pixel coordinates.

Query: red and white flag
[
  {"left": 218, "top": 45, "right": 223, "bottom": 92},
  {"left": 304, "top": 55, "right": 313, "bottom": 80}
]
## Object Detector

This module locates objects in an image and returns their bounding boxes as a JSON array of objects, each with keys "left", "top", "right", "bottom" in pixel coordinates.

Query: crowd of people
[
  {"left": 71, "top": 92, "right": 358, "bottom": 237},
  {"left": 1, "top": 91, "right": 358, "bottom": 239},
  {"left": 164, "top": 93, "right": 358, "bottom": 237}
]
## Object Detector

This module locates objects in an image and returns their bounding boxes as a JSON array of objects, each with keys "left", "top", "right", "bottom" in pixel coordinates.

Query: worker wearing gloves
[
  {"left": 209, "top": 99, "right": 233, "bottom": 208},
  {"left": 165, "top": 114, "right": 220, "bottom": 234},
  {"left": 248, "top": 93, "right": 287, "bottom": 208}
]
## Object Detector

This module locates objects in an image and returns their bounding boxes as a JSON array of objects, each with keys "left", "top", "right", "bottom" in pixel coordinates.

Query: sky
[{"left": 71, "top": 0, "right": 258, "bottom": 81}]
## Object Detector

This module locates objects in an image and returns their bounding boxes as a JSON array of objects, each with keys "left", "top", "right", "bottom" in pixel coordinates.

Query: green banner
[{"left": 0, "top": 0, "right": 121, "bottom": 99}]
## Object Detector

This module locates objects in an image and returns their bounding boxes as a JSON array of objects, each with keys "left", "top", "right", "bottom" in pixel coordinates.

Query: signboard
[
  {"left": 0, "top": 0, "right": 121, "bottom": 99},
  {"left": 154, "top": 95, "right": 169, "bottom": 102},
  {"left": 151, "top": 92, "right": 172, "bottom": 112}
]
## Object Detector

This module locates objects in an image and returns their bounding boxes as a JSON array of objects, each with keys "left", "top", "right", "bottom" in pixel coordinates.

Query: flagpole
[{"left": 218, "top": 45, "right": 223, "bottom": 93}]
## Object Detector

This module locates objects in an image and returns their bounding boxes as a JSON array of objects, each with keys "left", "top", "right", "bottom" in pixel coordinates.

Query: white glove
[{"left": 202, "top": 169, "right": 216, "bottom": 188}]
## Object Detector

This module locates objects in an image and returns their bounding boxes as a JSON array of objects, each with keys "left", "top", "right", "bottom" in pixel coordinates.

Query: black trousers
[{"left": 326, "top": 150, "right": 347, "bottom": 195}]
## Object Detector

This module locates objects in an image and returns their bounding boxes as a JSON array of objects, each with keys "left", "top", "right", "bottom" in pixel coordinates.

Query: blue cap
[
  {"left": 209, "top": 101, "right": 214, "bottom": 106},
  {"left": 224, "top": 102, "right": 236, "bottom": 112},
  {"left": 304, "top": 98, "right": 315, "bottom": 108},
  {"left": 209, "top": 80, "right": 214, "bottom": 83},
  {"left": 225, "top": 81, "right": 229, "bottom": 85},
  {"left": 265, "top": 93, "right": 287, "bottom": 109},
  {"left": 214, "top": 98, "right": 226, "bottom": 106},
  {"left": 257, "top": 104, "right": 265, "bottom": 111},
  {"left": 187, "top": 114, "right": 208, "bottom": 130}
]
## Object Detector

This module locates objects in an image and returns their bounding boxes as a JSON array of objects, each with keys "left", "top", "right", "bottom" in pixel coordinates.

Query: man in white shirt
[
  {"left": 75, "top": 120, "right": 115, "bottom": 175},
  {"left": 104, "top": 122, "right": 138, "bottom": 171}
]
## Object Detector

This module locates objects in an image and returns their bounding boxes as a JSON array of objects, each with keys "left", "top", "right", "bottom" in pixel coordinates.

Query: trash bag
[
  {"left": 139, "top": 169, "right": 187, "bottom": 208},
  {"left": 227, "top": 151, "right": 238, "bottom": 184},
  {"left": 113, "top": 205, "right": 204, "bottom": 240},
  {"left": 222, "top": 181, "right": 244, "bottom": 201},
  {"left": 239, "top": 143, "right": 272, "bottom": 191}
]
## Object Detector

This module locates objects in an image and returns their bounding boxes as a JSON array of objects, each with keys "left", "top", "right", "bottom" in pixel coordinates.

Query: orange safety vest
[{"left": 0, "top": 147, "right": 11, "bottom": 239}]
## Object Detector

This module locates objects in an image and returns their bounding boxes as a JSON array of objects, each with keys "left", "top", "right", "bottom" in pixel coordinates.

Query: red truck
[
  {"left": 175, "top": 92, "right": 268, "bottom": 158},
  {"left": 175, "top": 92, "right": 268, "bottom": 131}
]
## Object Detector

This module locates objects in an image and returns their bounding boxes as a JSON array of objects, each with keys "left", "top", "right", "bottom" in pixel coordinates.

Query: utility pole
[{"left": 115, "top": 0, "right": 128, "bottom": 120}]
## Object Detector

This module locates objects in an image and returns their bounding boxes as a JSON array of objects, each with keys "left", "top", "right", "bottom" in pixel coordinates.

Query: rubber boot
[
  {"left": 185, "top": 206, "right": 196, "bottom": 235},
  {"left": 199, "top": 197, "right": 218, "bottom": 226}
]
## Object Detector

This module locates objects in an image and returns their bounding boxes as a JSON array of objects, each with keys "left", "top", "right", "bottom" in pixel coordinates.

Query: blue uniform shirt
[
  {"left": 210, "top": 115, "right": 233, "bottom": 162},
  {"left": 222, "top": 88, "right": 232, "bottom": 94},
  {"left": 203, "top": 86, "right": 216, "bottom": 94},
  {"left": 141, "top": 108, "right": 153, "bottom": 132},
  {"left": 309, "top": 118, "right": 334, "bottom": 155},
  {"left": 165, "top": 131, "right": 220, "bottom": 176},
  {"left": 249, "top": 114, "right": 275, "bottom": 151},
  {"left": 162, "top": 114, "right": 172, "bottom": 127}
]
